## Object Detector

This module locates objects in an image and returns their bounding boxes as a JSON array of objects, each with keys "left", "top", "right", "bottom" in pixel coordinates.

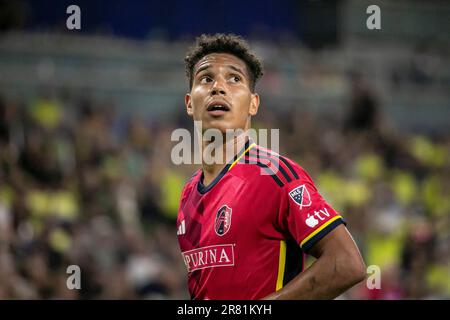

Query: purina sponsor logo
[
  {"left": 177, "top": 220, "right": 186, "bottom": 236},
  {"left": 215, "top": 205, "right": 232, "bottom": 236},
  {"left": 182, "top": 244, "right": 235, "bottom": 273},
  {"left": 289, "top": 184, "right": 312, "bottom": 209}
]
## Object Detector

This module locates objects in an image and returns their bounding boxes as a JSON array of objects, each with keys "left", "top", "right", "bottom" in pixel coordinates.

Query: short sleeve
[{"left": 280, "top": 168, "right": 346, "bottom": 252}]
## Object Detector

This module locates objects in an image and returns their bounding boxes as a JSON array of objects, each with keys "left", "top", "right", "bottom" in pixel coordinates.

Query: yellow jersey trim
[
  {"left": 300, "top": 215, "right": 343, "bottom": 248},
  {"left": 276, "top": 240, "right": 287, "bottom": 291},
  {"left": 228, "top": 142, "right": 256, "bottom": 171}
]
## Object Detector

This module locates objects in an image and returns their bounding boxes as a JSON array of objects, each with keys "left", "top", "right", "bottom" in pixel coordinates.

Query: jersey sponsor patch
[
  {"left": 289, "top": 185, "right": 312, "bottom": 209},
  {"left": 182, "top": 244, "right": 235, "bottom": 273},
  {"left": 305, "top": 208, "right": 331, "bottom": 228},
  {"left": 305, "top": 213, "right": 319, "bottom": 228},
  {"left": 215, "top": 205, "right": 232, "bottom": 236}
]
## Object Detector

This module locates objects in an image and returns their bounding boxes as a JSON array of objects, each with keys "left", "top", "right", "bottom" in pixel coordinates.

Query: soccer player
[{"left": 177, "top": 34, "right": 366, "bottom": 300}]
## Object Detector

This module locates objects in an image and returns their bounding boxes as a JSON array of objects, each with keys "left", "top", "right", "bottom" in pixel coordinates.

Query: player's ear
[
  {"left": 249, "top": 93, "right": 259, "bottom": 116},
  {"left": 185, "top": 93, "right": 193, "bottom": 117}
]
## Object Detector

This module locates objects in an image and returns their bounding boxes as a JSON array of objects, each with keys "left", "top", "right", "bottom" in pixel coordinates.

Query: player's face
[{"left": 185, "top": 53, "right": 259, "bottom": 134}]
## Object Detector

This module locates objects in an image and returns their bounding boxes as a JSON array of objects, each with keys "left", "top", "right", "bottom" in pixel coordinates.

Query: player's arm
[{"left": 264, "top": 224, "right": 366, "bottom": 300}]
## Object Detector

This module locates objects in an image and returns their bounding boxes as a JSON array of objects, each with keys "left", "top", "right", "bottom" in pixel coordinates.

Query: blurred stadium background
[{"left": 0, "top": 0, "right": 449, "bottom": 299}]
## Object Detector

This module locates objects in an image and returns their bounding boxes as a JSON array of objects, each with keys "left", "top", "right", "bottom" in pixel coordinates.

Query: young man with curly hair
[{"left": 176, "top": 33, "right": 366, "bottom": 300}]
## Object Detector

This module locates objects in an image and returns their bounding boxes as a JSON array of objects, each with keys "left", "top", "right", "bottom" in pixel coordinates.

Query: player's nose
[
  {"left": 211, "top": 87, "right": 226, "bottom": 95},
  {"left": 211, "top": 79, "right": 227, "bottom": 96}
]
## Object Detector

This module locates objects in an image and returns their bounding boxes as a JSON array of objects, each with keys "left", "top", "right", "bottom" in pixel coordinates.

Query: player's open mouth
[{"left": 206, "top": 101, "right": 230, "bottom": 116}]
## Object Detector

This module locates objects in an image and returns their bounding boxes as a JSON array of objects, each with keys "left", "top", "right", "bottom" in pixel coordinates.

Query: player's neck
[{"left": 201, "top": 132, "right": 248, "bottom": 187}]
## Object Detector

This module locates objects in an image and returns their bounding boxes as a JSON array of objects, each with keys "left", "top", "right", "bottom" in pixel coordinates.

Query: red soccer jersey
[{"left": 177, "top": 140, "right": 345, "bottom": 300}]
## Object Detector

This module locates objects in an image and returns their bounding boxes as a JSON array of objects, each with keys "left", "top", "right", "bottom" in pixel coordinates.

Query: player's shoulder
[{"left": 235, "top": 144, "right": 313, "bottom": 188}]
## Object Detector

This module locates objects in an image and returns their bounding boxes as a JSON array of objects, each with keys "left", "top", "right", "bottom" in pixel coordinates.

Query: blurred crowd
[
  {"left": 0, "top": 75, "right": 449, "bottom": 299},
  {"left": 0, "top": 92, "right": 192, "bottom": 299}
]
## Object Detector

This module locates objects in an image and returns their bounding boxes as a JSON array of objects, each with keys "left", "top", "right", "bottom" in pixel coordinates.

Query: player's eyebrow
[
  {"left": 194, "top": 64, "right": 247, "bottom": 77},
  {"left": 226, "top": 65, "right": 246, "bottom": 77},
  {"left": 194, "top": 64, "right": 211, "bottom": 76}
]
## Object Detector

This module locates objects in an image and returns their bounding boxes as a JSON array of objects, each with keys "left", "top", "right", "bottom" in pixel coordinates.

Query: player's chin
[{"left": 202, "top": 117, "right": 236, "bottom": 134}]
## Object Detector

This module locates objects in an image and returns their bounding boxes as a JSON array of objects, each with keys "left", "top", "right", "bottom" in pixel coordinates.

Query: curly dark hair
[{"left": 185, "top": 33, "right": 264, "bottom": 92}]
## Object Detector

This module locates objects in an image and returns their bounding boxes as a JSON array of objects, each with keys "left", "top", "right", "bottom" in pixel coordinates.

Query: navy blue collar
[{"left": 197, "top": 139, "right": 252, "bottom": 194}]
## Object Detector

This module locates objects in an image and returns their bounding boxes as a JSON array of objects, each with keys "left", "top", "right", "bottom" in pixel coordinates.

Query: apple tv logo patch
[{"left": 305, "top": 214, "right": 319, "bottom": 228}]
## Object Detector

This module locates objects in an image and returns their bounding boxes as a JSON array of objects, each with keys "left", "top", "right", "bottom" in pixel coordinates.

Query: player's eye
[
  {"left": 229, "top": 75, "right": 241, "bottom": 83},
  {"left": 200, "top": 76, "right": 212, "bottom": 84}
]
